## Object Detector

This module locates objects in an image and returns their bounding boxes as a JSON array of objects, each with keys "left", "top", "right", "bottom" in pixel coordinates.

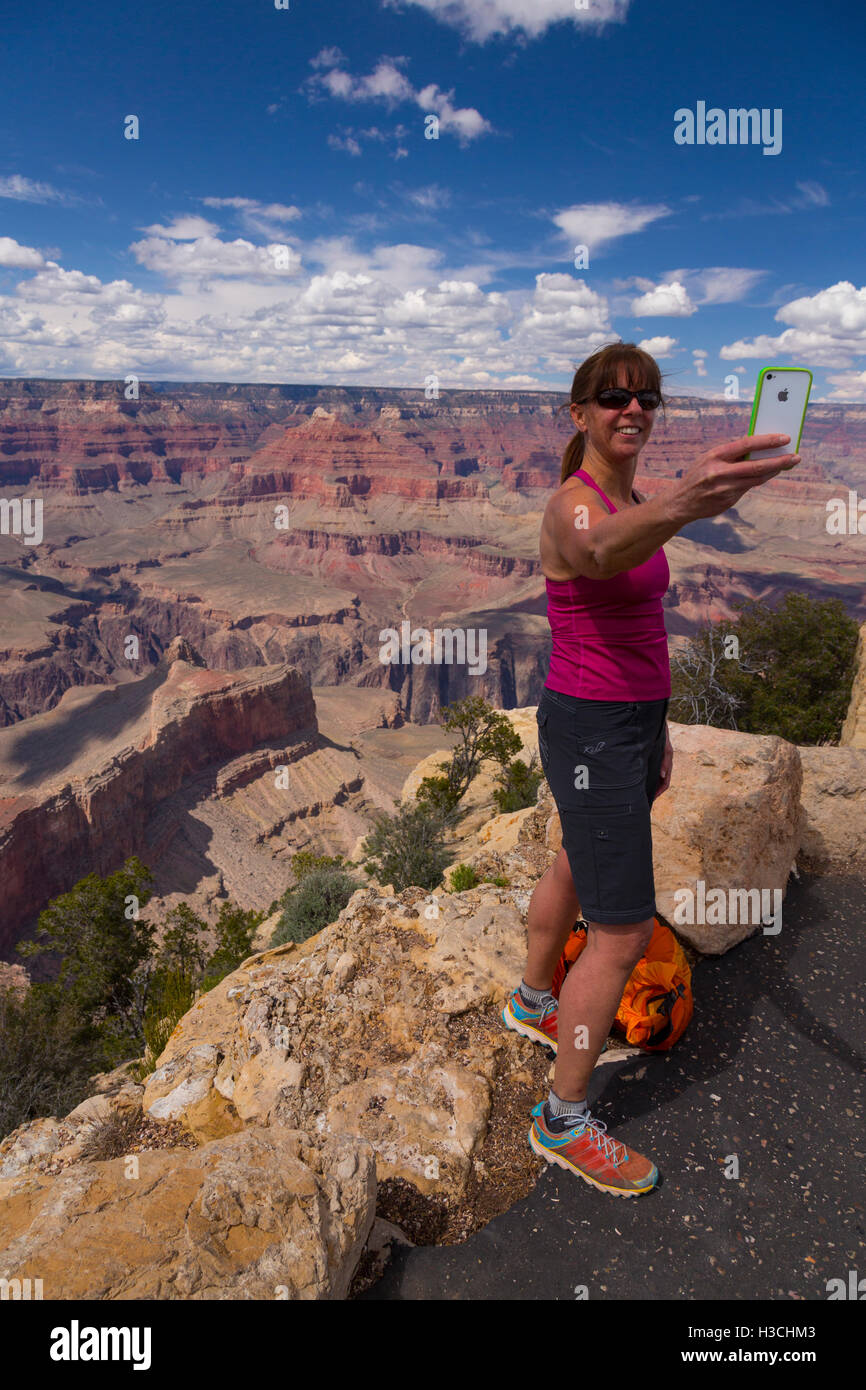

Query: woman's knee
[{"left": 586, "top": 916, "right": 655, "bottom": 961}]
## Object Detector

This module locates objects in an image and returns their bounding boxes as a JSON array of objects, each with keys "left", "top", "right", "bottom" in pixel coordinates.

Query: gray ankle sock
[
  {"left": 546, "top": 1088, "right": 589, "bottom": 1131},
  {"left": 519, "top": 980, "right": 555, "bottom": 1009}
]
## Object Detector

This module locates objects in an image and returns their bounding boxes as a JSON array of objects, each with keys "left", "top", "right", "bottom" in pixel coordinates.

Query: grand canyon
[{"left": 1, "top": 378, "right": 865, "bottom": 951}]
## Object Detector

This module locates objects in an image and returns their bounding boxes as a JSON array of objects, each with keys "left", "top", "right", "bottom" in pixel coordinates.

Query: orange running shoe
[
  {"left": 528, "top": 1101, "right": 659, "bottom": 1197},
  {"left": 502, "top": 988, "right": 559, "bottom": 1053},
  {"left": 502, "top": 988, "right": 609, "bottom": 1059}
]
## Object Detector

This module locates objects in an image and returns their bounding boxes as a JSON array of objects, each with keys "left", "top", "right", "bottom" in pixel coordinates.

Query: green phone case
[{"left": 745, "top": 366, "right": 813, "bottom": 459}]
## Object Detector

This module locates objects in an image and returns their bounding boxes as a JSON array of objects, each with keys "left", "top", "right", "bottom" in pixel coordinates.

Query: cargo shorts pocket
[
  {"left": 570, "top": 720, "right": 645, "bottom": 797},
  {"left": 561, "top": 804, "right": 655, "bottom": 922}
]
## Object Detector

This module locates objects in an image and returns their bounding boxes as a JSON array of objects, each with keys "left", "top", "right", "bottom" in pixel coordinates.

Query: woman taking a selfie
[{"left": 503, "top": 342, "right": 800, "bottom": 1197}]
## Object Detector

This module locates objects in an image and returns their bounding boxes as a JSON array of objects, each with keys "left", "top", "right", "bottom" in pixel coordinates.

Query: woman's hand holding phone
[{"left": 671, "top": 433, "right": 801, "bottom": 523}]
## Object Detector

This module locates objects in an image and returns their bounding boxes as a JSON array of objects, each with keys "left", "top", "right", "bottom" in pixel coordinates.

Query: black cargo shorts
[{"left": 536, "top": 686, "right": 670, "bottom": 926}]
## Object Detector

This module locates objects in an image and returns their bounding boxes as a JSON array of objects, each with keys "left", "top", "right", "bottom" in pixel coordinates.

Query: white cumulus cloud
[
  {"left": 380, "top": 0, "right": 631, "bottom": 42},
  {"left": 139, "top": 216, "right": 220, "bottom": 241},
  {"left": 306, "top": 52, "right": 492, "bottom": 143},
  {"left": 824, "top": 370, "right": 866, "bottom": 402},
  {"left": 779, "top": 280, "right": 866, "bottom": 335},
  {"left": 129, "top": 234, "right": 303, "bottom": 281},
  {"left": 721, "top": 282, "right": 866, "bottom": 367},
  {"left": 553, "top": 202, "right": 671, "bottom": 255},
  {"left": 630, "top": 280, "right": 696, "bottom": 317},
  {"left": 0, "top": 237, "right": 46, "bottom": 269},
  {"left": 638, "top": 336, "right": 678, "bottom": 357},
  {"left": 509, "top": 272, "right": 613, "bottom": 368}
]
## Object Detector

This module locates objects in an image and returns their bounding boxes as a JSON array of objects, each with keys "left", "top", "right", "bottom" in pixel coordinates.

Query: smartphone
[{"left": 745, "top": 367, "right": 812, "bottom": 461}]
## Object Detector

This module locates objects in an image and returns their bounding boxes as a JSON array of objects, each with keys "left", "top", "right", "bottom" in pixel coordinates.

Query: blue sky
[{"left": 1, "top": 0, "right": 864, "bottom": 400}]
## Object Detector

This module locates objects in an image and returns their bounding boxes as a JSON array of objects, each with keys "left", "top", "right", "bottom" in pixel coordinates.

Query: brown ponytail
[{"left": 557, "top": 342, "right": 666, "bottom": 486}]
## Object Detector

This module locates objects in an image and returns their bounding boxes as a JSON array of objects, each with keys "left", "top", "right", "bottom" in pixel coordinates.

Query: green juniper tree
[
  {"left": 201, "top": 900, "right": 265, "bottom": 987},
  {"left": 270, "top": 859, "right": 362, "bottom": 948},
  {"left": 414, "top": 695, "right": 524, "bottom": 816},
  {"left": 16, "top": 856, "right": 157, "bottom": 1060},
  {"left": 670, "top": 593, "right": 859, "bottom": 745},
  {"left": 358, "top": 799, "right": 454, "bottom": 894}
]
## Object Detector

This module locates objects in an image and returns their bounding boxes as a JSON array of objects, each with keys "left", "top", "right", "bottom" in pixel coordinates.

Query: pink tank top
[{"left": 544, "top": 468, "right": 671, "bottom": 701}]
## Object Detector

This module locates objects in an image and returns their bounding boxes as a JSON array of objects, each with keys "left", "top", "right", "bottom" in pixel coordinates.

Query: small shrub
[
  {"left": 290, "top": 851, "right": 345, "bottom": 884},
  {"left": 199, "top": 901, "right": 264, "bottom": 991},
  {"left": 0, "top": 983, "right": 102, "bottom": 1141},
  {"left": 78, "top": 1108, "right": 142, "bottom": 1162},
  {"left": 449, "top": 864, "right": 479, "bottom": 892},
  {"left": 269, "top": 866, "right": 362, "bottom": 949},
  {"left": 359, "top": 800, "right": 455, "bottom": 893},
  {"left": 491, "top": 750, "right": 544, "bottom": 814}
]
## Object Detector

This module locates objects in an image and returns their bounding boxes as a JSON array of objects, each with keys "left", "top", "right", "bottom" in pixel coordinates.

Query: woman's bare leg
[
  {"left": 553, "top": 918, "right": 655, "bottom": 1100},
  {"left": 523, "top": 846, "right": 582, "bottom": 992}
]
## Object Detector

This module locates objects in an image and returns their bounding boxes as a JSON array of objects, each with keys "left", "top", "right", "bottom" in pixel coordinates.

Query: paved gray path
[{"left": 359, "top": 870, "right": 866, "bottom": 1301}]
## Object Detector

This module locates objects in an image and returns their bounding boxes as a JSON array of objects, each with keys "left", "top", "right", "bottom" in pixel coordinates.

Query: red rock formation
[
  {"left": 0, "top": 638, "right": 317, "bottom": 950},
  {"left": 1, "top": 379, "right": 865, "bottom": 731},
  {"left": 2, "top": 379, "right": 858, "bottom": 499}
]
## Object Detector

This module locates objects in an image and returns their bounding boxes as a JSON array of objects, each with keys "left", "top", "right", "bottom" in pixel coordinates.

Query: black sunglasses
[{"left": 594, "top": 388, "right": 661, "bottom": 411}]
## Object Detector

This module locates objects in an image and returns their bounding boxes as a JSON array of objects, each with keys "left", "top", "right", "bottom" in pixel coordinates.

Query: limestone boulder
[
  {"left": 796, "top": 745, "right": 866, "bottom": 872},
  {"left": 840, "top": 621, "right": 866, "bottom": 748},
  {"left": 145, "top": 1037, "right": 242, "bottom": 1142},
  {"left": 424, "top": 896, "right": 531, "bottom": 1013},
  {"left": 325, "top": 1055, "right": 491, "bottom": 1196},
  {"left": 475, "top": 805, "right": 536, "bottom": 856},
  {"left": 0, "top": 1125, "right": 375, "bottom": 1300},
  {"left": 0, "top": 1118, "right": 72, "bottom": 1182},
  {"left": 648, "top": 722, "right": 803, "bottom": 952}
]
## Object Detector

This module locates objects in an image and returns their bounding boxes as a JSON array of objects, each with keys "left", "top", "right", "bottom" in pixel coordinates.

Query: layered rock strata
[{"left": 0, "top": 638, "right": 317, "bottom": 949}]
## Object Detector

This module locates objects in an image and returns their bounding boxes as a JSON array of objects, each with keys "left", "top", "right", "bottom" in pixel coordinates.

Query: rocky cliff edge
[{"left": 1, "top": 688, "right": 865, "bottom": 1298}]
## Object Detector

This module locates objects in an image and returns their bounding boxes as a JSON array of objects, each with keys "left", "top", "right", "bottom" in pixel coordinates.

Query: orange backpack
[{"left": 551, "top": 917, "right": 693, "bottom": 1052}]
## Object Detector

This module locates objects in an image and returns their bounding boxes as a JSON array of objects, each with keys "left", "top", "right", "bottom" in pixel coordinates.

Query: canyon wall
[
  {"left": 0, "top": 638, "right": 317, "bottom": 951},
  {"left": 1, "top": 380, "right": 865, "bottom": 728}
]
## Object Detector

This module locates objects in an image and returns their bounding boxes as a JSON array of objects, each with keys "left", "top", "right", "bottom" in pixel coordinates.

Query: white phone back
[{"left": 748, "top": 369, "right": 811, "bottom": 460}]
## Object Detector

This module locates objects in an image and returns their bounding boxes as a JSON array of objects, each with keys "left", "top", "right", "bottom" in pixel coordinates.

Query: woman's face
[{"left": 569, "top": 367, "right": 657, "bottom": 465}]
